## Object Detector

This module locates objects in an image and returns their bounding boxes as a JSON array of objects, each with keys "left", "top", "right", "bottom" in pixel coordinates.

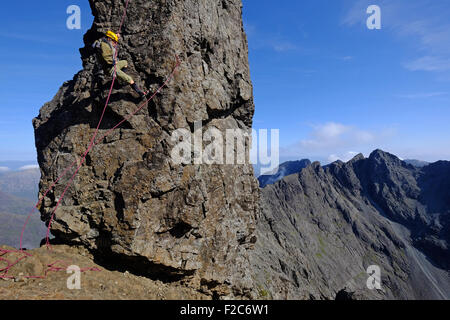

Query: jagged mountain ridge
[{"left": 250, "top": 150, "right": 450, "bottom": 300}]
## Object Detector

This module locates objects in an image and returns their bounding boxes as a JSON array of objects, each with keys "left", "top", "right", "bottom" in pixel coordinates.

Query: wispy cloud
[
  {"left": 243, "top": 22, "right": 256, "bottom": 37},
  {"left": 395, "top": 91, "right": 448, "bottom": 99},
  {"left": 280, "top": 122, "right": 397, "bottom": 162},
  {"left": 299, "top": 122, "right": 375, "bottom": 150},
  {"left": 340, "top": 56, "right": 354, "bottom": 61},
  {"left": 404, "top": 56, "right": 450, "bottom": 72},
  {"left": 0, "top": 32, "right": 60, "bottom": 45},
  {"left": 0, "top": 167, "right": 10, "bottom": 172},
  {"left": 18, "top": 164, "right": 39, "bottom": 171},
  {"left": 328, "top": 151, "right": 361, "bottom": 163},
  {"left": 244, "top": 20, "right": 307, "bottom": 53},
  {"left": 272, "top": 41, "right": 299, "bottom": 52},
  {"left": 342, "top": 0, "right": 450, "bottom": 74}
]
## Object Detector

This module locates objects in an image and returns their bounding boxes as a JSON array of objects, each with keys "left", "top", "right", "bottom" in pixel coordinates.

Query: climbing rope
[
  {"left": 4, "top": 0, "right": 181, "bottom": 281},
  {"left": 44, "top": 0, "right": 132, "bottom": 249},
  {"left": 0, "top": 248, "right": 101, "bottom": 279}
]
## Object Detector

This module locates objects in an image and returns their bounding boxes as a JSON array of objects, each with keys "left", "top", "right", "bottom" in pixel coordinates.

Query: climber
[{"left": 93, "top": 30, "right": 147, "bottom": 98}]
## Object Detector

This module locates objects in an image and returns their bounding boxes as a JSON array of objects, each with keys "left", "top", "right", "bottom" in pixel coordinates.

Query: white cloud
[
  {"left": 299, "top": 122, "right": 375, "bottom": 150},
  {"left": 395, "top": 91, "right": 448, "bottom": 99},
  {"left": 328, "top": 151, "right": 361, "bottom": 163},
  {"left": 243, "top": 22, "right": 256, "bottom": 37},
  {"left": 404, "top": 56, "right": 450, "bottom": 72},
  {"left": 18, "top": 164, "right": 39, "bottom": 171},
  {"left": 343, "top": 0, "right": 450, "bottom": 74},
  {"left": 244, "top": 21, "right": 305, "bottom": 53},
  {"left": 342, "top": 0, "right": 396, "bottom": 27},
  {"left": 341, "top": 1, "right": 368, "bottom": 27},
  {"left": 0, "top": 167, "right": 10, "bottom": 172},
  {"left": 280, "top": 122, "right": 397, "bottom": 161},
  {"left": 272, "top": 41, "right": 299, "bottom": 52}
]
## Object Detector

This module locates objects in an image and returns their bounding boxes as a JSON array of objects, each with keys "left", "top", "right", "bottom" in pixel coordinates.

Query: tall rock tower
[{"left": 33, "top": 0, "right": 259, "bottom": 298}]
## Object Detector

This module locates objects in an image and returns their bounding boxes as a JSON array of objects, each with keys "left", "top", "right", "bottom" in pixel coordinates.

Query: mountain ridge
[{"left": 250, "top": 149, "right": 450, "bottom": 299}]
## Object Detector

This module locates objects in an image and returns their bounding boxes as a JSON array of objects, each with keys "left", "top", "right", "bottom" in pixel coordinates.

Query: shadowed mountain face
[{"left": 250, "top": 150, "right": 450, "bottom": 300}]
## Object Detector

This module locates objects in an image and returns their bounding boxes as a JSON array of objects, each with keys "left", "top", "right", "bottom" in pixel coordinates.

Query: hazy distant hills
[
  {"left": 0, "top": 191, "right": 34, "bottom": 215},
  {"left": 0, "top": 167, "right": 40, "bottom": 200},
  {"left": 0, "top": 166, "right": 45, "bottom": 249}
]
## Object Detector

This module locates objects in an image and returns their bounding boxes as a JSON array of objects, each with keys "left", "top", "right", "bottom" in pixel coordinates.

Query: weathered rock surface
[
  {"left": 250, "top": 150, "right": 450, "bottom": 300},
  {"left": 33, "top": 0, "right": 259, "bottom": 299}
]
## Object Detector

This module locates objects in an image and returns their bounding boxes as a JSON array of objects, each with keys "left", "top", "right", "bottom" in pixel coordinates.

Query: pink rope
[
  {"left": 44, "top": 0, "right": 132, "bottom": 249},
  {"left": 0, "top": 248, "right": 101, "bottom": 279},
  {"left": 19, "top": 0, "right": 131, "bottom": 251},
  {"left": 10, "top": 0, "right": 182, "bottom": 281}
]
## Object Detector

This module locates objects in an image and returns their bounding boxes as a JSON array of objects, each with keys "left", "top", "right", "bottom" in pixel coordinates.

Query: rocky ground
[{"left": 0, "top": 244, "right": 208, "bottom": 300}]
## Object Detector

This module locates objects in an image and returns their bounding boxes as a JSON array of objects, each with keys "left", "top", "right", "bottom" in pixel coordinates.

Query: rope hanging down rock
[{"left": 2, "top": 0, "right": 181, "bottom": 280}]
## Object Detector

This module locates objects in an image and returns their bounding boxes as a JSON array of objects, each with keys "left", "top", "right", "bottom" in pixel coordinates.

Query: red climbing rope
[
  {"left": 4, "top": 0, "right": 132, "bottom": 281},
  {"left": 17, "top": 0, "right": 134, "bottom": 250},
  {"left": 0, "top": 247, "right": 101, "bottom": 279},
  {"left": 4, "top": 0, "right": 180, "bottom": 281}
]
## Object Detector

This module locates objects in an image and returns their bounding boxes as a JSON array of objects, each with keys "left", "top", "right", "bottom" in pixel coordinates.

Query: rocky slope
[
  {"left": 32, "top": 0, "right": 259, "bottom": 299},
  {"left": 250, "top": 150, "right": 450, "bottom": 300}
]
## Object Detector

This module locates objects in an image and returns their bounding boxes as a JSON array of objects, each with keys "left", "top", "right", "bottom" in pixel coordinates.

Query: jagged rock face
[
  {"left": 250, "top": 150, "right": 450, "bottom": 300},
  {"left": 33, "top": 0, "right": 259, "bottom": 298}
]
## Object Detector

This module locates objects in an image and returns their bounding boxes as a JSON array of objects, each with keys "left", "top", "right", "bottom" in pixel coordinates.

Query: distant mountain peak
[
  {"left": 369, "top": 149, "right": 397, "bottom": 160},
  {"left": 348, "top": 153, "right": 365, "bottom": 163},
  {"left": 258, "top": 159, "right": 311, "bottom": 188}
]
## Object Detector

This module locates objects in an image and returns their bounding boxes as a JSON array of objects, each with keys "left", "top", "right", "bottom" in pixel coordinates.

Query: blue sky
[{"left": 0, "top": 0, "right": 449, "bottom": 165}]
